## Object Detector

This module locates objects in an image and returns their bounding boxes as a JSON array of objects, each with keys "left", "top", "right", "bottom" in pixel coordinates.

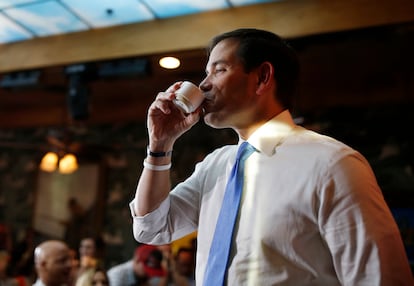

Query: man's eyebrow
[{"left": 212, "top": 60, "right": 226, "bottom": 66}]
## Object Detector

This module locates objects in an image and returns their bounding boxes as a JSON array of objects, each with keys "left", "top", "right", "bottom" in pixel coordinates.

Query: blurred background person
[
  {"left": 91, "top": 268, "right": 109, "bottom": 286},
  {"left": 107, "top": 244, "right": 166, "bottom": 286},
  {"left": 0, "top": 249, "right": 30, "bottom": 286},
  {"left": 169, "top": 247, "right": 195, "bottom": 286},
  {"left": 155, "top": 244, "right": 172, "bottom": 277},
  {"left": 75, "top": 236, "right": 105, "bottom": 286},
  {"left": 64, "top": 197, "right": 91, "bottom": 251},
  {"left": 68, "top": 248, "right": 80, "bottom": 286},
  {"left": 32, "top": 240, "right": 72, "bottom": 286}
]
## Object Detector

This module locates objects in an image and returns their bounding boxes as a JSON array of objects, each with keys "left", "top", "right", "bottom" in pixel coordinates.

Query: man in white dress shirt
[{"left": 130, "top": 28, "right": 413, "bottom": 285}]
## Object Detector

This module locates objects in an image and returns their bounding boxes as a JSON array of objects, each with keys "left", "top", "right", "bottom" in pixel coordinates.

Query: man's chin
[
  {"left": 202, "top": 112, "right": 214, "bottom": 127},
  {"left": 202, "top": 112, "right": 225, "bottom": 129}
]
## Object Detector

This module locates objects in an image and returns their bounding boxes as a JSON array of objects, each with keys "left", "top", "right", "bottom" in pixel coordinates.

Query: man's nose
[{"left": 199, "top": 77, "right": 211, "bottom": 92}]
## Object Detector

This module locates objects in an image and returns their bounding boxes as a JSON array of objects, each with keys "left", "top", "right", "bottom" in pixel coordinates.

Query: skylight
[{"left": 0, "top": 0, "right": 277, "bottom": 44}]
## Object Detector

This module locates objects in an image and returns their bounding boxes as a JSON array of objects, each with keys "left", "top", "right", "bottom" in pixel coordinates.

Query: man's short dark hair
[{"left": 207, "top": 28, "right": 299, "bottom": 110}]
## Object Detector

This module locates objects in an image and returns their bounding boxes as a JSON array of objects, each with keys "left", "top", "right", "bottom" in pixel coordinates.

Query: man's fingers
[
  {"left": 149, "top": 81, "right": 187, "bottom": 116},
  {"left": 165, "top": 81, "right": 183, "bottom": 93}
]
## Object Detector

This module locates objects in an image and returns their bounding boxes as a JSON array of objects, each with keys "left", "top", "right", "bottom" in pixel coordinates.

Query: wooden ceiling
[
  {"left": 0, "top": 0, "right": 414, "bottom": 129},
  {"left": 0, "top": 49, "right": 207, "bottom": 128}
]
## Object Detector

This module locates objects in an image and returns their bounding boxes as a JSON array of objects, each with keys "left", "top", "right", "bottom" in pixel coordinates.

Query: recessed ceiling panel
[
  {"left": 0, "top": 13, "right": 33, "bottom": 43},
  {"left": 61, "top": 0, "right": 155, "bottom": 28},
  {"left": 143, "top": 0, "right": 230, "bottom": 18},
  {"left": 0, "top": 0, "right": 281, "bottom": 45},
  {"left": 3, "top": 1, "right": 88, "bottom": 37},
  {"left": 230, "top": 0, "right": 278, "bottom": 5},
  {"left": 0, "top": 0, "right": 43, "bottom": 9}
]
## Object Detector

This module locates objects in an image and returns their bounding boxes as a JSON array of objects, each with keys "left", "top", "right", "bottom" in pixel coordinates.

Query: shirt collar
[
  {"left": 33, "top": 280, "right": 46, "bottom": 286},
  {"left": 245, "top": 109, "right": 297, "bottom": 156}
]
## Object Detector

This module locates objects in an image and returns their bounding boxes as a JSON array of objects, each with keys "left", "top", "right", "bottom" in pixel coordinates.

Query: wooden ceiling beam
[{"left": 0, "top": 0, "right": 413, "bottom": 73}]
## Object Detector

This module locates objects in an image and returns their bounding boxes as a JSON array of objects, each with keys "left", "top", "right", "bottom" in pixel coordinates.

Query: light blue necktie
[{"left": 203, "top": 141, "right": 256, "bottom": 286}]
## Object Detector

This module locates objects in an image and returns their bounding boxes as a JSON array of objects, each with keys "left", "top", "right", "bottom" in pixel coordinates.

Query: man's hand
[{"left": 147, "top": 81, "right": 202, "bottom": 151}]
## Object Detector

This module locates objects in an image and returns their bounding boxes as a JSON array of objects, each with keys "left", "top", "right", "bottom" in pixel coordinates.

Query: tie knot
[{"left": 237, "top": 142, "right": 255, "bottom": 163}]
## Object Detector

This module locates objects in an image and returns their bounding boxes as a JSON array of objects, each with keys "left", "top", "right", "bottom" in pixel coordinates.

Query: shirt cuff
[{"left": 129, "top": 197, "right": 170, "bottom": 229}]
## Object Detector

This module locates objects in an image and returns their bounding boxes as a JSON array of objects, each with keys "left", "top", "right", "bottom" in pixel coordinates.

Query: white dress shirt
[
  {"left": 131, "top": 110, "right": 413, "bottom": 285},
  {"left": 32, "top": 280, "right": 46, "bottom": 286}
]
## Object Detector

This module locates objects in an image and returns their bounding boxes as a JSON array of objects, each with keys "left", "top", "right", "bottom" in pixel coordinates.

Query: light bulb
[
  {"left": 39, "top": 152, "right": 58, "bottom": 172},
  {"left": 59, "top": 153, "right": 78, "bottom": 174}
]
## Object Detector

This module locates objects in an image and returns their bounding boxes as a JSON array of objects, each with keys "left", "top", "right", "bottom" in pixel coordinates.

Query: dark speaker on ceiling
[
  {"left": 64, "top": 63, "right": 96, "bottom": 120},
  {"left": 67, "top": 74, "right": 89, "bottom": 120}
]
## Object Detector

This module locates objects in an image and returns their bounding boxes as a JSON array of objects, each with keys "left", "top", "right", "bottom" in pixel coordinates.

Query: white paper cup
[{"left": 173, "top": 81, "right": 204, "bottom": 114}]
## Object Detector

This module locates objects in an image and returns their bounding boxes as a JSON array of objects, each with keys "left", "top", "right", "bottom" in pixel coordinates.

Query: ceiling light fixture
[
  {"left": 159, "top": 56, "right": 180, "bottom": 69},
  {"left": 39, "top": 152, "right": 78, "bottom": 174}
]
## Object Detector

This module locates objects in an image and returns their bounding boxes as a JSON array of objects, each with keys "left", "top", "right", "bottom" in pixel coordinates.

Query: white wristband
[{"left": 143, "top": 160, "right": 171, "bottom": 171}]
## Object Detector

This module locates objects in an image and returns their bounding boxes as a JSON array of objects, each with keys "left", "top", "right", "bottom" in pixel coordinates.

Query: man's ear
[
  {"left": 39, "top": 259, "right": 47, "bottom": 270},
  {"left": 256, "top": 61, "right": 274, "bottom": 94}
]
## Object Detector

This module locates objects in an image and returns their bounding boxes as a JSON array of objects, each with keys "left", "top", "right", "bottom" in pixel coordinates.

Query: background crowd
[{"left": 0, "top": 223, "right": 196, "bottom": 286}]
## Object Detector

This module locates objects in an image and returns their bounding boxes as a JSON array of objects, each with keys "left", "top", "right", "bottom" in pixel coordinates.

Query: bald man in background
[{"left": 33, "top": 240, "right": 72, "bottom": 286}]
